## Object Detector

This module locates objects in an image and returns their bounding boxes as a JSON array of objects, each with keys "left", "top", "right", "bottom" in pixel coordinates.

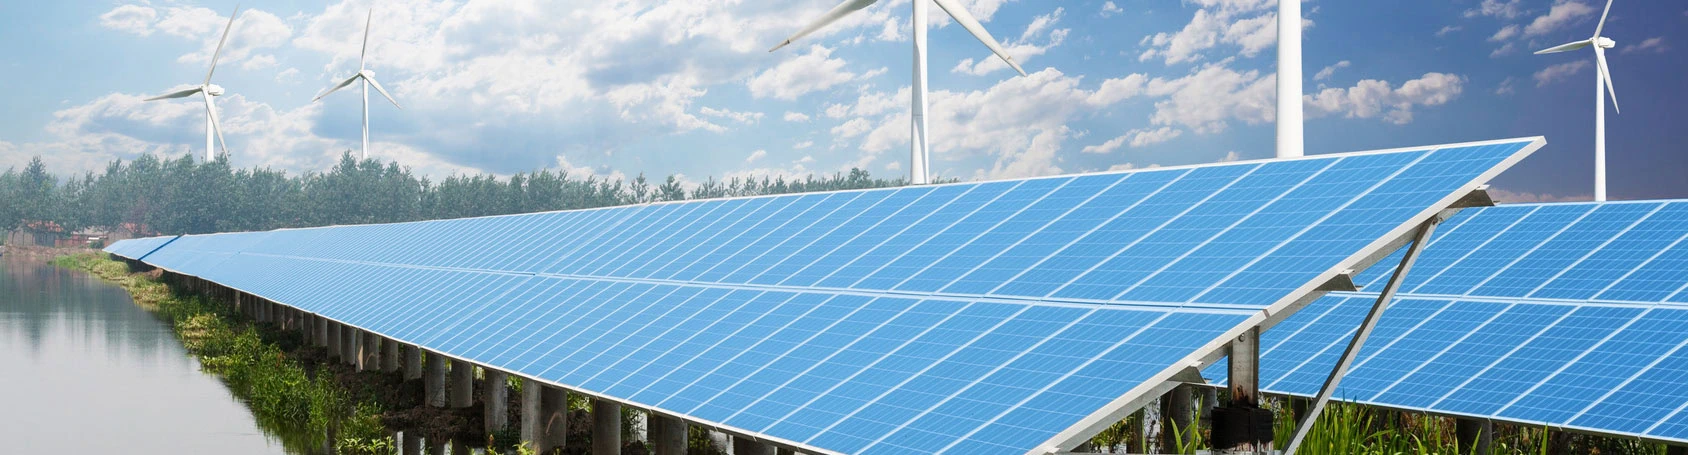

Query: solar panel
[
  {"left": 1215, "top": 200, "right": 1688, "bottom": 445},
  {"left": 104, "top": 234, "right": 179, "bottom": 261},
  {"left": 106, "top": 138, "right": 1540, "bottom": 454}
]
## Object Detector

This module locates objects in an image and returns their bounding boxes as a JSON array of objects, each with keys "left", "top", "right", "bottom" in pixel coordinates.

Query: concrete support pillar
[
  {"left": 360, "top": 330, "right": 380, "bottom": 372},
  {"left": 382, "top": 337, "right": 401, "bottom": 372},
  {"left": 592, "top": 399, "right": 622, "bottom": 455},
  {"left": 326, "top": 321, "right": 341, "bottom": 360},
  {"left": 1456, "top": 418, "right": 1492, "bottom": 455},
  {"left": 650, "top": 414, "right": 688, "bottom": 455},
  {"left": 734, "top": 436, "right": 777, "bottom": 455},
  {"left": 1160, "top": 385, "right": 1194, "bottom": 453},
  {"left": 425, "top": 438, "right": 444, "bottom": 455},
  {"left": 521, "top": 379, "right": 543, "bottom": 452},
  {"left": 341, "top": 324, "right": 357, "bottom": 366},
  {"left": 425, "top": 352, "right": 447, "bottom": 408},
  {"left": 485, "top": 370, "right": 509, "bottom": 435},
  {"left": 449, "top": 360, "right": 475, "bottom": 408},
  {"left": 707, "top": 431, "right": 732, "bottom": 454},
  {"left": 540, "top": 386, "right": 569, "bottom": 454},
  {"left": 314, "top": 316, "right": 329, "bottom": 348},
  {"left": 404, "top": 344, "right": 424, "bottom": 380},
  {"left": 401, "top": 430, "right": 421, "bottom": 455}
]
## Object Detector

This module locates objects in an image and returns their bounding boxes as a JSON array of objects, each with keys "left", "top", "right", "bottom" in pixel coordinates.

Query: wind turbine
[
  {"left": 312, "top": 9, "right": 402, "bottom": 160},
  {"left": 1535, "top": 0, "right": 1620, "bottom": 202},
  {"left": 771, "top": 0, "right": 1027, "bottom": 184},
  {"left": 145, "top": 6, "right": 240, "bottom": 162},
  {"left": 1278, "top": 0, "right": 1303, "bottom": 158}
]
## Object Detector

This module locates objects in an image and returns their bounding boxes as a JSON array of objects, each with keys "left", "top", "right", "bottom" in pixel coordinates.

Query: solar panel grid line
[
  {"left": 1561, "top": 328, "right": 1688, "bottom": 424},
  {"left": 1256, "top": 295, "right": 1351, "bottom": 359},
  {"left": 758, "top": 186, "right": 961, "bottom": 287},
  {"left": 578, "top": 287, "right": 747, "bottom": 391},
  {"left": 651, "top": 197, "right": 797, "bottom": 280},
  {"left": 537, "top": 285, "right": 697, "bottom": 381},
  {"left": 1456, "top": 206, "right": 1601, "bottom": 297},
  {"left": 717, "top": 190, "right": 892, "bottom": 284},
  {"left": 1642, "top": 393, "right": 1688, "bottom": 436},
  {"left": 803, "top": 304, "right": 1036, "bottom": 444},
  {"left": 1421, "top": 307, "right": 1581, "bottom": 410},
  {"left": 553, "top": 204, "right": 676, "bottom": 275},
  {"left": 620, "top": 289, "right": 786, "bottom": 399},
  {"left": 1402, "top": 206, "right": 1543, "bottom": 294},
  {"left": 856, "top": 305, "right": 1102, "bottom": 453},
  {"left": 1041, "top": 164, "right": 1266, "bottom": 300},
  {"left": 385, "top": 270, "right": 530, "bottom": 346},
  {"left": 887, "top": 175, "right": 1123, "bottom": 293},
  {"left": 638, "top": 198, "right": 787, "bottom": 279},
  {"left": 1476, "top": 304, "right": 1657, "bottom": 420},
  {"left": 639, "top": 291, "right": 838, "bottom": 411},
  {"left": 1362, "top": 301, "right": 1518, "bottom": 402},
  {"left": 840, "top": 180, "right": 1045, "bottom": 291},
  {"left": 496, "top": 211, "right": 592, "bottom": 270},
  {"left": 530, "top": 207, "right": 638, "bottom": 271},
  {"left": 1260, "top": 297, "right": 1456, "bottom": 392},
  {"left": 505, "top": 281, "right": 671, "bottom": 373},
  {"left": 683, "top": 293, "right": 878, "bottom": 415},
  {"left": 699, "top": 193, "right": 869, "bottom": 282},
  {"left": 1473, "top": 204, "right": 1652, "bottom": 298},
  {"left": 978, "top": 170, "right": 1190, "bottom": 297},
  {"left": 670, "top": 196, "right": 826, "bottom": 281},
  {"left": 601, "top": 202, "right": 743, "bottom": 278},
  {"left": 1559, "top": 204, "right": 1688, "bottom": 301},
  {"left": 1520, "top": 203, "right": 1666, "bottom": 299},
  {"left": 1109, "top": 158, "right": 1340, "bottom": 302},
  {"left": 1662, "top": 263, "right": 1688, "bottom": 303},
  {"left": 704, "top": 193, "right": 864, "bottom": 282},
  {"left": 808, "top": 182, "right": 1018, "bottom": 290},
  {"left": 1353, "top": 207, "right": 1482, "bottom": 290},
  {"left": 929, "top": 311, "right": 1174, "bottom": 454},
  {"left": 1310, "top": 297, "right": 1462, "bottom": 386},
  {"left": 446, "top": 279, "right": 584, "bottom": 362}
]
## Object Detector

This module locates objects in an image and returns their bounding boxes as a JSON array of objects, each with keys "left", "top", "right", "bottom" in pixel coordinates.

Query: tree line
[{"left": 0, "top": 153, "right": 917, "bottom": 238}]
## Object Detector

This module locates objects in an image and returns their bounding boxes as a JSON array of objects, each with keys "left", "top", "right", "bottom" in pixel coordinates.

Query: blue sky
[{"left": 1, "top": 0, "right": 1683, "bottom": 201}]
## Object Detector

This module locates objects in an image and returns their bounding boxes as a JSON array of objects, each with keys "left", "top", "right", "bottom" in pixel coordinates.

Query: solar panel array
[
  {"left": 1215, "top": 200, "right": 1688, "bottom": 444},
  {"left": 108, "top": 138, "right": 1539, "bottom": 455},
  {"left": 103, "top": 234, "right": 178, "bottom": 261}
]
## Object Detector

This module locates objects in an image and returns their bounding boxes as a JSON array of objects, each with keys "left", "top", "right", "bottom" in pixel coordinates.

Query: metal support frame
[{"left": 1283, "top": 219, "right": 1440, "bottom": 454}]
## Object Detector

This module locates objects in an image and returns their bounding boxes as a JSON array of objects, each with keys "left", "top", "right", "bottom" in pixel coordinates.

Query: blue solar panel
[
  {"left": 105, "top": 138, "right": 1539, "bottom": 454},
  {"left": 1222, "top": 199, "right": 1688, "bottom": 445}
]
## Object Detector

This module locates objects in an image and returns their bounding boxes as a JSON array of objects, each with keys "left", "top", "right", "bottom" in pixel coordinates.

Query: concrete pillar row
[
  {"left": 539, "top": 385, "right": 569, "bottom": 453},
  {"left": 521, "top": 379, "right": 543, "bottom": 452},
  {"left": 341, "top": 324, "right": 358, "bottom": 366},
  {"left": 381, "top": 337, "right": 401, "bottom": 372},
  {"left": 326, "top": 321, "right": 341, "bottom": 360},
  {"left": 425, "top": 352, "right": 447, "bottom": 408},
  {"left": 359, "top": 330, "right": 380, "bottom": 372},
  {"left": 449, "top": 360, "right": 475, "bottom": 408},
  {"left": 650, "top": 413, "right": 688, "bottom": 455},
  {"left": 592, "top": 399, "right": 622, "bottom": 455},
  {"left": 403, "top": 344, "right": 424, "bottom": 380},
  {"left": 484, "top": 370, "right": 509, "bottom": 435}
]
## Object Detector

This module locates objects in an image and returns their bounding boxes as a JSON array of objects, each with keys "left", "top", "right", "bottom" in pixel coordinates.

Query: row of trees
[{"left": 0, "top": 153, "right": 914, "bottom": 238}]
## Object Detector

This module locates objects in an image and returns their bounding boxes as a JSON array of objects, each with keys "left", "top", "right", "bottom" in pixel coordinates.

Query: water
[{"left": 0, "top": 259, "right": 290, "bottom": 454}]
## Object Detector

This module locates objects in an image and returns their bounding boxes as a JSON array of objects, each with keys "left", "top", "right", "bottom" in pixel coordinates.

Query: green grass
[{"left": 56, "top": 252, "right": 392, "bottom": 454}]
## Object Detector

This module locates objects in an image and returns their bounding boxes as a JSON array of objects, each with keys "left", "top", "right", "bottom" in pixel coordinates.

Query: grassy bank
[{"left": 55, "top": 252, "right": 396, "bottom": 454}]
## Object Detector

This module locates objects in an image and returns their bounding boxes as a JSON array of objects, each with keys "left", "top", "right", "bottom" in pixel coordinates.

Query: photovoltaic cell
[
  {"left": 1221, "top": 199, "right": 1688, "bottom": 445},
  {"left": 108, "top": 138, "right": 1538, "bottom": 455}
]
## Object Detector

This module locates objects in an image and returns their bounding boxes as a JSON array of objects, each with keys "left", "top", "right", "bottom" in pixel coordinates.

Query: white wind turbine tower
[
  {"left": 145, "top": 6, "right": 241, "bottom": 162},
  {"left": 771, "top": 0, "right": 1027, "bottom": 184},
  {"left": 1536, "top": 0, "right": 1620, "bottom": 202},
  {"left": 1277, "top": 0, "right": 1303, "bottom": 158},
  {"left": 312, "top": 10, "right": 403, "bottom": 160}
]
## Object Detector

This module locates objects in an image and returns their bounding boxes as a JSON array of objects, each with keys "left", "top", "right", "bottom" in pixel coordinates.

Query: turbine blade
[
  {"left": 205, "top": 5, "right": 241, "bottom": 85},
  {"left": 1534, "top": 39, "right": 1591, "bottom": 54},
  {"left": 1595, "top": 46, "right": 1619, "bottom": 113},
  {"left": 1593, "top": 0, "right": 1613, "bottom": 38},
  {"left": 361, "top": 9, "right": 373, "bottom": 70},
  {"left": 931, "top": 0, "right": 1027, "bottom": 76},
  {"left": 204, "top": 92, "right": 230, "bottom": 155},
  {"left": 145, "top": 87, "right": 204, "bottom": 101},
  {"left": 366, "top": 76, "right": 403, "bottom": 109},
  {"left": 769, "top": 0, "right": 879, "bottom": 52},
  {"left": 312, "top": 74, "right": 364, "bottom": 102}
]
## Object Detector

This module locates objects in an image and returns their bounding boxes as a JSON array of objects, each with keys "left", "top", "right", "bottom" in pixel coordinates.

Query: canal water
[{"left": 0, "top": 258, "right": 291, "bottom": 454}]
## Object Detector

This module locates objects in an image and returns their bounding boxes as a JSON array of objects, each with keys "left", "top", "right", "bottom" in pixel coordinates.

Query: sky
[{"left": 0, "top": 0, "right": 1684, "bottom": 201}]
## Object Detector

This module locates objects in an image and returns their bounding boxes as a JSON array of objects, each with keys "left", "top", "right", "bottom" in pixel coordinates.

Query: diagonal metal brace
[{"left": 1282, "top": 219, "right": 1440, "bottom": 454}]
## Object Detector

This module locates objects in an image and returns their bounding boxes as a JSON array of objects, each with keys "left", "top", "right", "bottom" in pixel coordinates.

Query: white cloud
[
  {"left": 1082, "top": 127, "right": 1184, "bottom": 154},
  {"left": 699, "top": 107, "right": 765, "bottom": 125},
  {"left": 1305, "top": 73, "right": 1465, "bottom": 125},
  {"left": 1533, "top": 60, "right": 1589, "bottom": 87},
  {"left": 605, "top": 74, "right": 725, "bottom": 133},
  {"left": 1141, "top": 64, "right": 1275, "bottom": 133},
  {"left": 276, "top": 68, "right": 301, "bottom": 84},
  {"left": 831, "top": 118, "right": 873, "bottom": 139},
  {"left": 1436, "top": 25, "right": 1462, "bottom": 37},
  {"left": 745, "top": 149, "right": 767, "bottom": 163},
  {"left": 1314, "top": 61, "right": 1351, "bottom": 81},
  {"left": 748, "top": 45, "right": 861, "bottom": 100},
  {"left": 1219, "top": 151, "right": 1241, "bottom": 162},
  {"left": 1496, "top": 77, "right": 1518, "bottom": 95},
  {"left": 1489, "top": 24, "right": 1521, "bottom": 42},
  {"left": 1524, "top": 1, "right": 1595, "bottom": 37},
  {"left": 1622, "top": 37, "right": 1669, "bottom": 54},
  {"left": 783, "top": 112, "right": 811, "bottom": 122},
  {"left": 1465, "top": 0, "right": 1526, "bottom": 19},
  {"left": 955, "top": 7, "right": 1068, "bottom": 76},
  {"left": 242, "top": 54, "right": 278, "bottom": 71},
  {"left": 99, "top": 5, "right": 157, "bottom": 36},
  {"left": 1101, "top": 2, "right": 1124, "bottom": 18},
  {"left": 1137, "top": 0, "right": 1286, "bottom": 65},
  {"left": 793, "top": 140, "right": 814, "bottom": 150},
  {"left": 1081, "top": 136, "right": 1128, "bottom": 154}
]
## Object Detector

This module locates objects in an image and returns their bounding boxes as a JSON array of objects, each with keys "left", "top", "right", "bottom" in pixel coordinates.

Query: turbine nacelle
[
  {"left": 204, "top": 84, "right": 226, "bottom": 97},
  {"left": 1596, "top": 36, "right": 1616, "bottom": 48}
]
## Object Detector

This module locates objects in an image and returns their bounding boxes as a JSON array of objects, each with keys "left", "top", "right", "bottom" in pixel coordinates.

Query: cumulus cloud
[
  {"left": 1137, "top": 0, "right": 1286, "bottom": 65},
  {"left": 1436, "top": 25, "right": 1462, "bottom": 37},
  {"left": 1314, "top": 61, "right": 1351, "bottom": 81},
  {"left": 99, "top": 5, "right": 157, "bottom": 36},
  {"left": 1622, "top": 37, "right": 1669, "bottom": 54},
  {"left": 1101, "top": 2, "right": 1124, "bottom": 18},
  {"left": 1524, "top": 0, "right": 1596, "bottom": 37},
  {"left": 1496, "top": 77, "right": 1518, "bottom": 95},
  {"left": 1305, "top": 73, "right": 1466, "bottom": 125},
  {"left": 1082, "top": 127, "right": 1184, "bottom": 154},
  {"left": 783, "top": 112, "right": 811, "bottom": 122},
  {"left": 748, "top": 45, "right": 864, "bottom": 100},
  {"left": 99, "top": 4, "right": 293, "bottom": 70},
  {"left": 954, "top": 7, "right": 1068, "bottom": 76},
  {"left": 745, "top": 149, "right": 767, "bottom": 163},
  {"left": 699, "top": 107, "right": 765, "bottom": 125},
  {"left": 1465, "top": 0, "right": 1526, "bottom": 19},
  {"left": 1533, "top": 60, "right": 1590, "bottom": 86}
]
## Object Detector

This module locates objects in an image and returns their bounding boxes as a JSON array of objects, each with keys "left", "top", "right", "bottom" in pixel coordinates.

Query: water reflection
[{"left": 0, "top": 259, "right": 289, "bottom": 454}]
